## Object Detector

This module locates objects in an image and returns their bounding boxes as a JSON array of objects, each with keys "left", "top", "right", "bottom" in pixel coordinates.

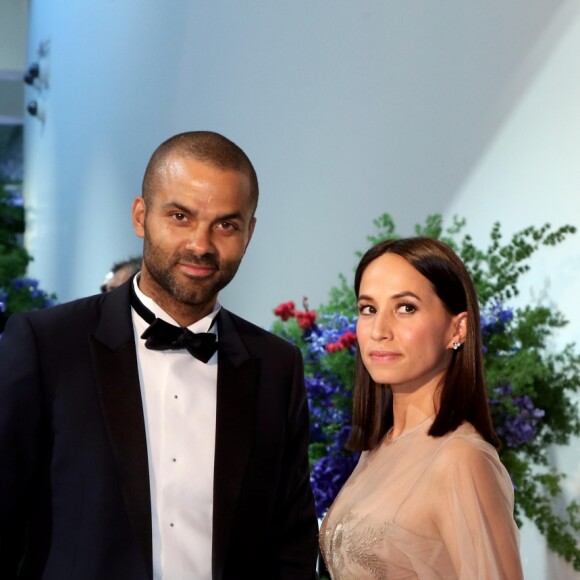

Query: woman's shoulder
[
  {"left": 429, "top": 423, "right": 502, "bottom": 472},
  {"left": 428, "top": 424, "right": 516, "bottom": 518},
  {"left": 427, "top": 423, "right": 514, "bottom": 497}
]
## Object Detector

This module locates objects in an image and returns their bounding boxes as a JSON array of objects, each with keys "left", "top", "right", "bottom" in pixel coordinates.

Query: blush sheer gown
[{"left": 319, "top": 418, "right": 524, "bottom": 579}]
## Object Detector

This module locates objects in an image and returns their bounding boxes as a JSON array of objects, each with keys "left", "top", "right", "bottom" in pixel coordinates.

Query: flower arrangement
[
  {"left": 0, "top": 177, "right": 56, "bottom": 334},
  {"left": 272, "top": 213, "right": 580, "bottom": 570}
]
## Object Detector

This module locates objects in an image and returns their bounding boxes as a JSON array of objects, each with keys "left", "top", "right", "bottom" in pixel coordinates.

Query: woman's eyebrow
[{"left": 358, "top": 291, "right": 421, "bottom": 302}]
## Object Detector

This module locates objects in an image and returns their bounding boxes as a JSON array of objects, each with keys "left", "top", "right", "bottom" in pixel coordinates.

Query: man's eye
[
  {"left": 173, "top": 213, "right": 187, "bottom": 221},
  {"left": 218, "top": 221, "right": 238, "bottom": 231}
]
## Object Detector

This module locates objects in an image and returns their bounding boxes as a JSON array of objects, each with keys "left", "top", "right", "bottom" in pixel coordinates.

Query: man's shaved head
[{"left": 142, "top": 131, "right": 259, "bottom": 214}]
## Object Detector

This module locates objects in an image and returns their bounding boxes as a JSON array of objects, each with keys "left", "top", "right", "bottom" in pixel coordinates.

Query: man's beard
[{"left": 142, "top": 238, "right": 242, "bottom": 308}]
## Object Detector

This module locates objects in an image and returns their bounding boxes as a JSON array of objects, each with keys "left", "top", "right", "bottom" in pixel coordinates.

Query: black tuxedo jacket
[{"left": 0, "top": 282, "right": 319, "bottom": 579}]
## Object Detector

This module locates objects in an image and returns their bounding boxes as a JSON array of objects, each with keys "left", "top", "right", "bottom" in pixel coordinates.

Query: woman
[{"left": 320, "top": 237, "right": 524, "bottom": 579}]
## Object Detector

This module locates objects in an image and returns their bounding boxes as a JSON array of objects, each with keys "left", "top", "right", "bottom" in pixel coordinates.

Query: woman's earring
[{"left": 453, "top": 341, "right": 462, "bottom": 351}]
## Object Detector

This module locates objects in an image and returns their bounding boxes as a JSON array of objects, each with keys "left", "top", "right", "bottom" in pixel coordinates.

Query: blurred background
[{"left": 2, "top": 1, "right": 579, "bottom": 577}]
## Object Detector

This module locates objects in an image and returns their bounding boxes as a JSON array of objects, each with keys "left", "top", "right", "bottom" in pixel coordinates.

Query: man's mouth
[{"left": 179, "top": 262, "right": 217, "bottom": 278}]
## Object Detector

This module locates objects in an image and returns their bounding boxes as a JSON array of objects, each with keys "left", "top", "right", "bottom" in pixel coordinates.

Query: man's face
[{"left": 132, "top": 155, "right": 256, "bottom": 323}]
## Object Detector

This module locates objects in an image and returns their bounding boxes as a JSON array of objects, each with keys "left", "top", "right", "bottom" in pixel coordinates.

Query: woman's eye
[
  {"left": 396, "top": 303, "right": 416, "bottom": 314},
  {"left": 358, "top": 304, "right": 375, "bottom": 315}
]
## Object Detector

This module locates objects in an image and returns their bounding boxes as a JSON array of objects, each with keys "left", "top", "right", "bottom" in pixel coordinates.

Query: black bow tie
[
  {"left": 130, "top": 283, "right": 217, "bottom": 363},
  {"left": 141, "top": 319, "right": 217, "bottom": 363}
]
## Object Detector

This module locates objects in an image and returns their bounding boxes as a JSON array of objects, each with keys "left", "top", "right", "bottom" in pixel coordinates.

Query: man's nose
[{"left": 186, "top": 225, "right": 214, "bottom": 255}]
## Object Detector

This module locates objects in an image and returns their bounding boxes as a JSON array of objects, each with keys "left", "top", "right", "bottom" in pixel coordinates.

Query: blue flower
[
  {"left": 310, "top": 452, "right": 360, "bottom": 518},
  {"left": 305, "top": 375, "right": 336, "bottom": 399},
  {"left": 489, "top": 384, "right": 545, "bottom": 448},
  {"left": 7, "top": 277, "right": 55, "bottom": 310},
  {"left": 11, "top": 277, "right": 39, "bottom": 290},
  {"left": 481, "top": 300, "right": 514, "bottom": 341},
  {"left": 0, "top": 288, "right": 7, "bottom": 313},
  {"left": 306, "top": 313, "right": 357, "bottom": 359}
]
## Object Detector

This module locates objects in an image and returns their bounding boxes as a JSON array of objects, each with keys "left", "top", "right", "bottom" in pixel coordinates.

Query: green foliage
[
  {"left": 320, "top": 273, "right": 357, "bottom": 318},
  {"left": 0, "top": 183, "right": 28, "bottom": 283},
  {"left": 0, "top": 179, "right": 56, "bottom": 331}
]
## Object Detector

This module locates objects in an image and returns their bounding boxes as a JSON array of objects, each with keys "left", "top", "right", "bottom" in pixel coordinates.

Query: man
[
  {"left": 0, "top": 131, "right": 319, "bottom": 579},
  {"left": 100, "top": 256, "right": 142, "bottom": 292}
]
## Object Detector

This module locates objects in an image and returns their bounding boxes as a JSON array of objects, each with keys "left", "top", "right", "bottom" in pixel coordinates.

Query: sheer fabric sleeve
[{"left": 431, "top": 437, "right": 524, "bottom": 580}]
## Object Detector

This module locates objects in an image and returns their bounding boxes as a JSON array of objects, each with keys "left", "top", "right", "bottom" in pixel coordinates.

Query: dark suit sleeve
[
  {"left": 274, "top": 345, "right": 319, "bottom": 579},
  {"left": 0, "top": 313, "right": 48, "bottom": 577}
]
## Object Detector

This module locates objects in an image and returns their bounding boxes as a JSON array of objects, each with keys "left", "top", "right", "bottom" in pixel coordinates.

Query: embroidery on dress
[{"left": 325, "top": 511, "right": 391, "bottom": 579}]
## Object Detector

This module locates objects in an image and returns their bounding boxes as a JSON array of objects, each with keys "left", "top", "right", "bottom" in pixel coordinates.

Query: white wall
[
  {"left": 23, "top": 0, "right": 566, "bottom": 323},
  {"left": 23, "top": 1, "right": 580, "bottom": 577}
]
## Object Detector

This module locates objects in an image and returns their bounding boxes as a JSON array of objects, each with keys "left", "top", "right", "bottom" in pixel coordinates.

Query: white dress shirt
[{"left": 132, "top": 277, "right": 219, "bottom": 579}]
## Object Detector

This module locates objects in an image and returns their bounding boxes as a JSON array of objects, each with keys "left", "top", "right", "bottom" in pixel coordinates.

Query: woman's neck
[{"left": 390, "top": 388, "right": 438, "bottom": 439}]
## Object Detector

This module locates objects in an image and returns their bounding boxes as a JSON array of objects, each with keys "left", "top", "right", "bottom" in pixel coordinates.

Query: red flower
[
  {"left": 325, "top": 342, "right": 343, "bottom": 353},
  {"left": 274, "top": 297, "right": 318, "bottom": 330},
  {"left": 325, "top": 330, "right": 358, "bottom": 353},
  {"left": 339, "top": 331, "right": 357, "bottom": 349},
  {"left": 274, "top": 301, "right": 296, "bottom": 321},
  {"left": 296, "top": 310, "right": 317, "bottom": 330}
]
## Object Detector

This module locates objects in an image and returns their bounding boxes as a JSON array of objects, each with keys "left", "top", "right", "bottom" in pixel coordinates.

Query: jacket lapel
[
  {"left": 90, "top": 283, "right": 153, "bottom": 579},
  {"left": 212, "top": 309, "right": 258, "bottom": 579}
]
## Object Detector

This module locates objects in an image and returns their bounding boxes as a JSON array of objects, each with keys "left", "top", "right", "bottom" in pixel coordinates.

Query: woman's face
[{"left": 356, "top": 252, "right": 466, "bottom": 394}]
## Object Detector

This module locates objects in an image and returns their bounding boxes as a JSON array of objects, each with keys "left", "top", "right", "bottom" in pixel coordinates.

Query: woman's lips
[{"left": 368, "top": 350, "right": 401, "bottom": 362}]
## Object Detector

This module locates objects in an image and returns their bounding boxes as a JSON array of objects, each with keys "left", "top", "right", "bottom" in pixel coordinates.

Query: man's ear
[
  {"left": 448, "top": 312, "right": 468, "bottom": 349},
  {"left": 132, "top": 196, "right": 146, "bottom": 238}
]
